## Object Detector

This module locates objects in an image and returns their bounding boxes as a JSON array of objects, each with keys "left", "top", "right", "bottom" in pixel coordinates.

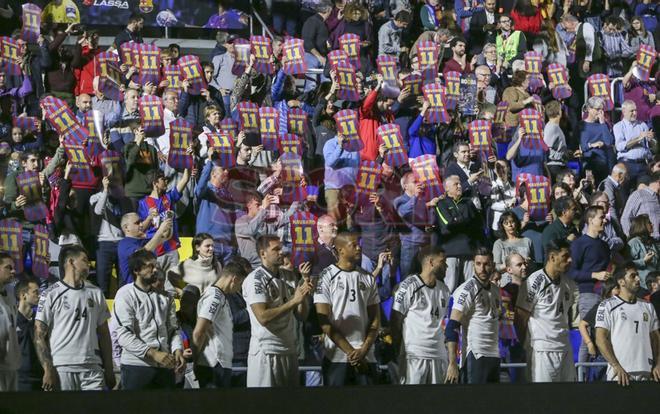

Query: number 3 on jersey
[{"left": 349, "top": 288, "right": 356, "bottom": 302}]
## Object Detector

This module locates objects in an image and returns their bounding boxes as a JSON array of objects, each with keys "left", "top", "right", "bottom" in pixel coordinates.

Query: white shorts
[
  {"left": 530, "top": 350, "right": 576, "bottom": 383},
  {"left": 0, "top": 370, "right": 17, "bottom": 391},
  {"left": 57, "top": 368, "right": 105, "bottom": 391},
  {"left": 246, "top": 350, "right": 298, "bottom": 388},
  {"left": 606, "top": 368, "right": 650, "bottom": 382},
  {"left": 400, "top": 357, "right": 447, "bottom": 385}
]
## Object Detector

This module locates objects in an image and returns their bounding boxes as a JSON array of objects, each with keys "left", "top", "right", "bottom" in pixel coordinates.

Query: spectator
[
  {"left": 442, "top": 37, "right": 473, "bottom": 77},
  {"left": 469, "top": 0, "right": 498, "bottom": 55},
  {"left": 585, "top": 191, "right": 625, "bottom": 255},
  {"left": 501, "top": 70, "right": 534, "bottom": 129},
  {"left": 543, "top": 100, "right": 569, "bottom": 180},
  {"left": 541, "top": 195, "right": 579, "bottom": 254},
  {"left": 42, "top": 0, "right": 80, "bottom": 25},
  {"left": 394, "top": 172, "right": 433, "bottom": 279},
  {"left": 627, "top": 215, "right": 659, "bottom": 289},
  {"left": 432, "top": 175, "right": 483, "bottom": 292},
  {"left": 117, "top": 212, "right": 173, "bottom": 286},
  {"left": 613, "top": 100, "right": 654, "bottom": 185},
  {"left": 597, "top": 163, "right": 628, "bottom": 222},
  {"left": 112, "top": 12, "right": 144, "bottom": 49},
  {"left": 495, "top": 14, "right": 527, "bottom": 72},
  {"left": 168, "top": 233, "right": 223, "bottom": 295},
  {"left": 137, "top": 168, "right": 191, "bottom": 275},
  {"left": 377, "top": 9, "right": 411, "bottom": 57},
  {"left": 492, "top": 212, "right": 534, "bottom": 273},
  {"left": 628, "top": 16, "right": 655, "bottom": 53},
  {"left": 621, "top": 171, "right": 660, "bottom": 239},
  {"left": 579, "top": 97, "right": 615, "bottom": 184},
  {"left": 301, "top": 1, "right": 333, "bottom": 91}
]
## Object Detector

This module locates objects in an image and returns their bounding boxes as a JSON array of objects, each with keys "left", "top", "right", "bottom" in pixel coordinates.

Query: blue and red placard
[
  {"left": 334, "top": 109, "right": 362, "bottom": 152},
  {"left": 409, "top": 155, "right": 444, "bottom": 201},
  {"left": 179, "top": 55, "right": 207, "bottom": 95},
  {"left": 139, "top": 95, "right": 165, "bottom": 137},
  {"left": 281, "top": 38, "right": 307, "bottom": 75},
  {"left": 422, "top": 82, "right": 450, "bottom": 124},
  {"left": 376, "top": 124, "right": 408, "bottom": 167},
  {"left": 290, "top": 211, "right": 318, "bottom": 267},
  {"left": 168, "top": 119, "right": 194, "bottom": 170},
  {"left": 257, "top": 106, "right": 278, "bottom": 151}
]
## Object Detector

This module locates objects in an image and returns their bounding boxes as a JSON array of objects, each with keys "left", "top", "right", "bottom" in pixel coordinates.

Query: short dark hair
[
  {"left": 58, "top": 245, "right": 88, "bottom": 276},
  {"left": 0, "top": 252, "right": 12, "bottom": 264},
  {"left": 221, "top": 262, "right": 248, "bottom": 279},
  {"left": 645, "top": 271, "right": 660, "bottom": 289},
  {"left": 225, "top": 256, "right": 253, "bottom": 275},
  {"left": 256, "top": 235, "right": 280, "bottom": 256},
  {"left": 417, "top": 246, "right": 445, "bottom": 264},
  {"left": 450, "top": 37, "right": 466, "bottom": 49},
  {"left": 394, "top": 10, "right": 411, "bottom": 22},
  {"left": 553, "top": 195, "right": 575, "bottom": 217},
  {"left": 128, "top": 249, "right": 157, "bottom": 277},
  {"left": 584, "top": 205, "right": 604, "bottom": 223},
  {"left": 127, "top": 12, "right": 145, "bottom": 25},
  {"left": 613, "top": 262, "right": 637, "bottom": 283},
  {"left": 452, "top": 140, "right": 469, "bottom": 154},
  {"left": 15, "top": 277, "right": 39, "bottom": 300},
  {"left": 546, "top": 239, "right": 570, "bottom": 257},
  {"left": 147, "top": 169, "right": 166, "bottom": 188},
  {"left": 474, "top": 246, "right": 493, "bottom": 260}
]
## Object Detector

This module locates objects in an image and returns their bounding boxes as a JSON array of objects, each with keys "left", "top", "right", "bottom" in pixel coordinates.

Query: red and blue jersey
[{"left": 137, "top": 188, "right": 181, "bottom": 256}]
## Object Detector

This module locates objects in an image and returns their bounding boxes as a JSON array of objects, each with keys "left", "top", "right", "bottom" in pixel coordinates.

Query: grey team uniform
[
  {"left": 35, "top": 281, "right": 110, "bottom": 390},
  {"left": 516, "top": 269, "right": 579, "bottom": 382},
  {"left": 0, "top": 285, "right": 19, "bottom": 391},
  {"left": 243, "top": 266, "right": 298, "bottom": 387},
  {"left": 393, "top": 275, "right": 451, "bottom": 384},
  {"left": 595, "top": 296, "right": 659, "bottom": 381}
]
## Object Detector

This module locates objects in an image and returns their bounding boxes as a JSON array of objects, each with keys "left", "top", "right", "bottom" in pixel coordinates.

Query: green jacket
[{"left": 123, "top": 141, "right": 159, "bottom": 199}]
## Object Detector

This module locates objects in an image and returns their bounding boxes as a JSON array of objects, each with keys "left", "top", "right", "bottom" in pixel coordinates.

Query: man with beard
[
  {"left": 113, "top": 249, "right": 186, "bottom": 390},
  {"left": 515, "top": 239, "right": 580, "bottom": 382},
  {"left": 391, "top": 246, "right": 450, "bottom": 384},
  {"left": 595, "top": 263, "right": 660, "bottom": 385},
  {"left": 442, "top": 38, "right": 474, "bottom": 77},
  {"left": 243, "top": 235, "right": 313, "bottom": 387},
  {"left": 445, "top": 247, "right": 501, "bottom": 384},
  {"left": 34, "top": 246, "right": 115, "bottom": 391}
]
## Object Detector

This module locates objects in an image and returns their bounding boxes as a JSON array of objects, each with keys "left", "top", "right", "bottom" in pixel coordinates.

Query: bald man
[{"left": 597, "top": 163, "right": 628, "bottom": 221}]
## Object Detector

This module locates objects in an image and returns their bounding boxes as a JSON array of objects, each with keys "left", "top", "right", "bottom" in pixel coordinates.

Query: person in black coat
[{"left": 469, "top": 0, "right": 498, "bottom": 55}]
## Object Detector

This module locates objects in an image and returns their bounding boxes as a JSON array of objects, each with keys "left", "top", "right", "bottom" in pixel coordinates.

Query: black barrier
[{"left": 2, "top": 382, "right": 660, "bottom": 414}]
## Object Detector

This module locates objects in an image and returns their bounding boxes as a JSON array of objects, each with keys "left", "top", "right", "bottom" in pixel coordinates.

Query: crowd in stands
[{"left": 0, "top": 0, "right": 659, "bottom": 392}]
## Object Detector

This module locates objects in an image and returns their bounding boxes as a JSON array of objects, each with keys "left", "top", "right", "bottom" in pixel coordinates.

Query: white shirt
[
  {"left": 451, "top": 277, "right": 500, "bottom": 359},
  {"left": 516, "top": 269, "right": 579, "bottom": 351},
  {"left": 112, "top": 283, "right": 183, "bottom": 367},
  {"left": 243, "top": 266, "right": 297, "bottom": 355},
  {"left": 313, "top": 264, "right": 380, "bottom": 363},
  {"left": 392, "top": 275, "right": 450, "bottom": 359},
  {"left": 36, "top": 281, "right": 109, "bottom": 367},
  {"left": 0, "top": 285, "right": 20, "bottom": 371},
  {"left": 595, "top": 296, "right": 659, "bottom": 375},
  {"left": 196, "top": 286, "right": 233, "bottom": 369},
  {"left": 148, "top": 108, "right": 176, "bottom": 156}
]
